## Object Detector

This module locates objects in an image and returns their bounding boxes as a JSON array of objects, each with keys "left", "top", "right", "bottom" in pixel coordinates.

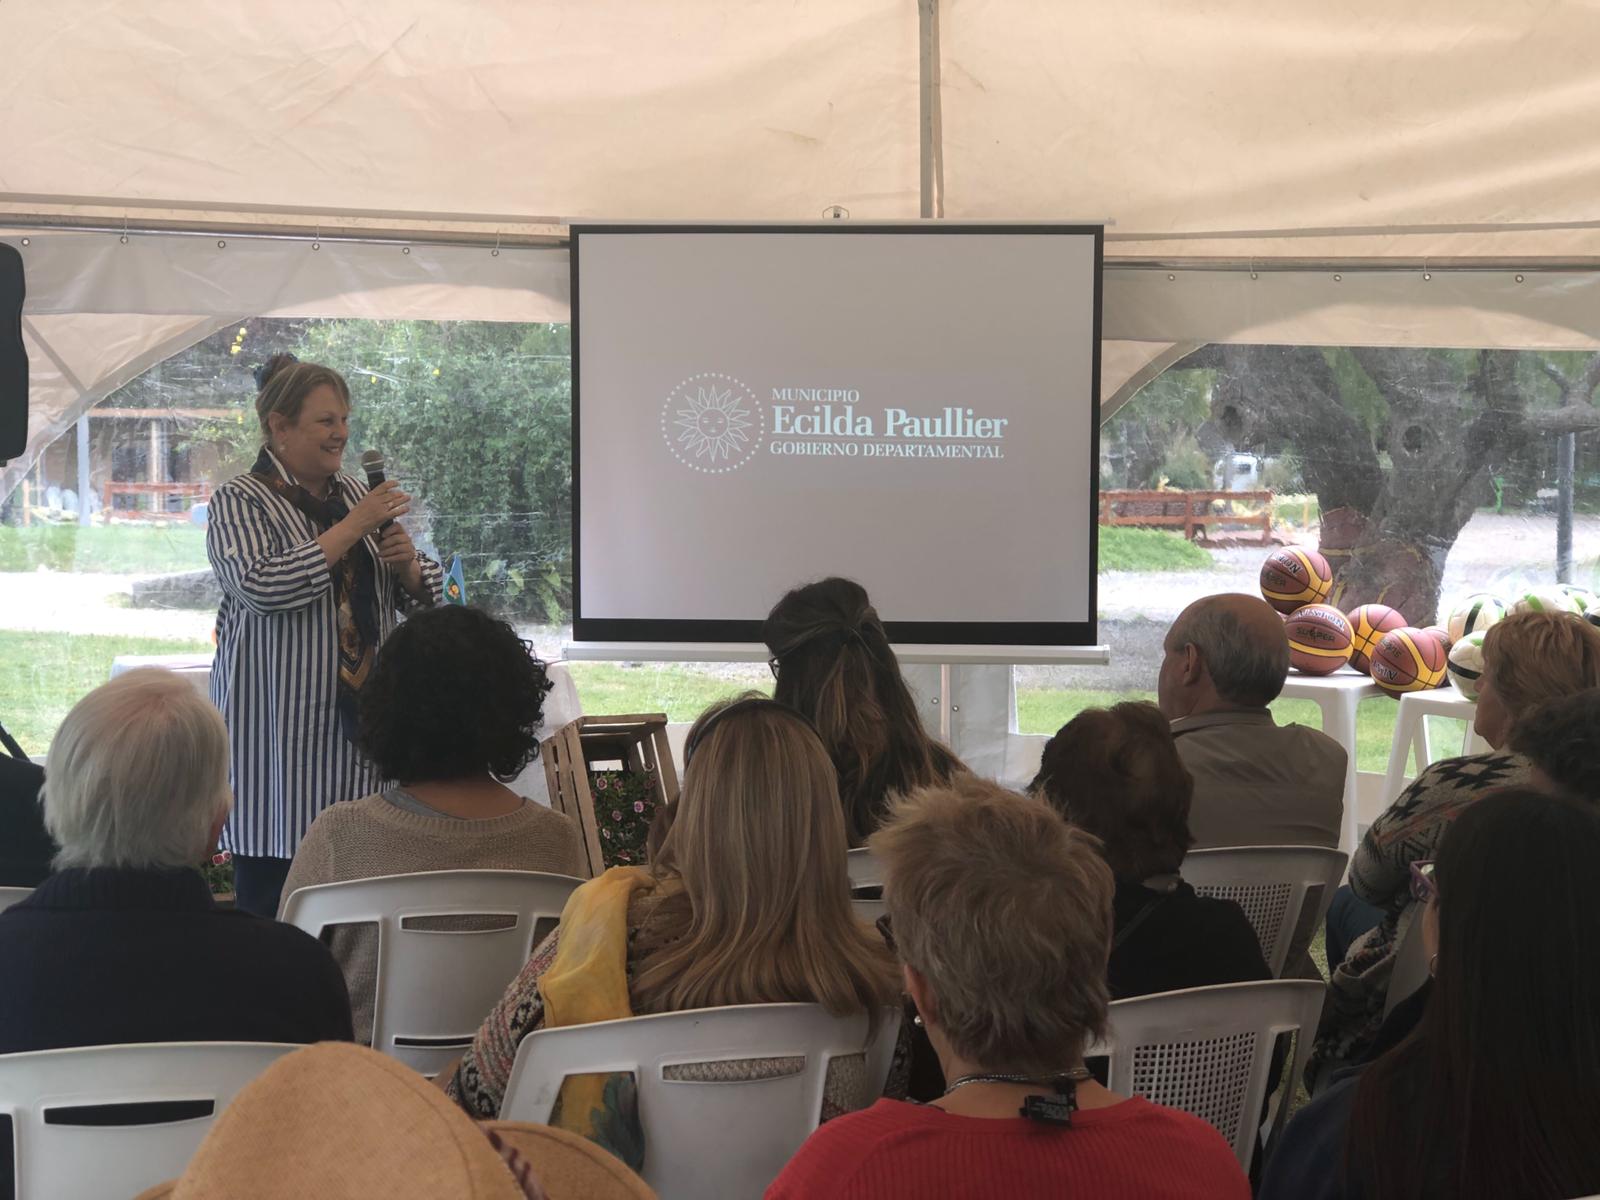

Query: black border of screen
[{"left": 569, "top": 223, "right": 1103, "bottom": 647}]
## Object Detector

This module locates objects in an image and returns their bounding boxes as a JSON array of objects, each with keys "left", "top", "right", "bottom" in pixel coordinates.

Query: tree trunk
[{"left": 1176, "top": 345, "right": 1528, "bottom": 627}]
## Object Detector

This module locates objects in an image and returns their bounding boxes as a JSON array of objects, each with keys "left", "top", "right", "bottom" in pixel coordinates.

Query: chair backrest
[
  {"left": 500, "top": 1003, "right": 901, "bottom": 1200},
  {"left": 1089, "top": 980, "right": 1326, "bottom": 1169},
  {"left": 845, "top": 847, "right": 887, "bottom": 922},
  {"left": 0, "top": 1041, "right": 297, "bottom": 1200},
  {"left": 280, "top": 869, "right": 583, "bottom": 1076},
  {"left": 1182, "top": 846, "right": 1349, "bottom": 976},
  {"left": 0, "top": 886, "right": 31, "bottom": 913},
  {"left": 1384, "top": 909, "right": 1432, "bottom": 1019}
]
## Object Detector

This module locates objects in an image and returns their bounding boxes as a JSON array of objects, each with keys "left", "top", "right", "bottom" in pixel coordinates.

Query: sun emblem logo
[{"left": 660, "top": 372, "right": 765, "bottom": 474}]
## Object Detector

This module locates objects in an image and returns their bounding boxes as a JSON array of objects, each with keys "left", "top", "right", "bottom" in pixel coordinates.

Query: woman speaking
[{"left": 207, "top": 354, "right": 442, "bottom": 916}]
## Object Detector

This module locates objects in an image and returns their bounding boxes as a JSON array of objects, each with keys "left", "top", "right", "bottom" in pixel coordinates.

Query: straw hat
[{"left": 132, "top": 1042, "right": 655, "bottom": 1200}]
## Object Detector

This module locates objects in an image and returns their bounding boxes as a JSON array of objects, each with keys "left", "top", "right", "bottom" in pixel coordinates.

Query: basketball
[
  {"left": 1285, "top": 604, "right": 1355, "bottom": 675},
  {"left": 1370, "top": 626, "right": 1450, "bottom": 697},
  {"left": 1260, "top": 548, "right": 1334, "bottom": 614},
  {"left": 1447, "top": 630, "right": 1489, "bottom": 700},
  {"left": 1446, "top": 593, "right": 1508, "bottom": 642},
  {"left": 1420, "top": 625, "right": 1452, "bottom": 653},
  {"left": 1346, "top": 604, "right": 1408, "bottom": 674},
  {"left": 1513, "top": 586, "right": 1580, "bottom": 615}
]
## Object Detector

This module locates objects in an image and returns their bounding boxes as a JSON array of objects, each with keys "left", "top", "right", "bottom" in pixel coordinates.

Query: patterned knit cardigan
[{"left": 1310, "top": 750, "right": 1532, "bottom": 1078}]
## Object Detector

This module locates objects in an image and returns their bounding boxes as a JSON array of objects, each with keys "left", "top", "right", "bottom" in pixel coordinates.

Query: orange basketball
[
  {"left": 1346, "top": 604, "right": 1408, "bottom": 674},
  {"left": 1285, "top": 604, "right": 1354, "bottom": 675},
  {"left": 1370, "top": 626, "right": 1449, "bottom": 697},
  {"left": 1260, "top": 548, "right": 1334, "bottom": 614}
]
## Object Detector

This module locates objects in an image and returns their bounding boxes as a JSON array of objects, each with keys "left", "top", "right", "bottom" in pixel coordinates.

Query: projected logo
[{"left": 660, "top": 372, "right": 766, "bottom": 474}]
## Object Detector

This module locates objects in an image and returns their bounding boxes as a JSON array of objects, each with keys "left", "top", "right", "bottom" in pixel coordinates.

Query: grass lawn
[
  {"left": 563, "top": 662, "right": 768, "bottom": 723},
  {"left": 0, "top": 524, "right": 211, "bottom": 574},
  {"left": 1019, "top": 686, "right": 1465, "bottom": 775},
  {"left": 0, "top": 630, "right": 212, "bottom": 754},
  {"left": 1098, "top": 526, "right": 1215, "bottom": 572}
]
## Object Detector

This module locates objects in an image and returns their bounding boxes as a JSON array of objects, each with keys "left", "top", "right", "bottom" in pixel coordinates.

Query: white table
[
  {"left": 1381, "top": 689, "right": 1486, "bottom": 808},
  {"left": 109, "top": 653, "right": 214, "bottom": 695},
  {"left": 1278, "top": 670, "right": 1386, "bottom": 855}
]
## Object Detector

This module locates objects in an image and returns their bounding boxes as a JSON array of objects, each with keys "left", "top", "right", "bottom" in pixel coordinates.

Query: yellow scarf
[{"left": 539, "top": 865, "right": 656, "bottom": 1143}]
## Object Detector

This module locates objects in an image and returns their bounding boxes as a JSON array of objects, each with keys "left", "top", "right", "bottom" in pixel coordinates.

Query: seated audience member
[
  {"left": 135, "top": 1042, "right": 656, "bottom": 1200},
  {"left": 282, "top": 604, "right": 584, "bottom": 1046},
  {"left": 1030, "top": 702, "right": 1269, "bottom": 998},
  {"left": 767, "top": 777, "right": 1250, "bottom": 1200},
  {"left": 0, "top": 733, "right": 54, "bottom": 887},
  {"left": 444, "top": 695, "right": 899, "bottom": 1168},
  {"left": 764, "top": 577, "right": 964, "bottom": 844},
  {"left": 1510, "top": 686, "right": 1600, "bottom": 800},
  {"left": 1157, "top": 593, "right": 1346, "bottom": 848},
  {"left": 1314, "top": 611, "right": 1600, "bottom": 1079},
  {"left": 0, "top": 670, "right": 352, "bottom": 1053},
  {"left": 1261, "top": 789, "right": 1600, "bottom": 1200}
]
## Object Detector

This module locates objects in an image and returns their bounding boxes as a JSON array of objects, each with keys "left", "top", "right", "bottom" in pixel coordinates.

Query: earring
[
  {"left": 1428, "top": 953, "right": 1438, "bottom": 977},
  {"left": 912, "top": 1014, "right": 924, "bottom": 1029}
]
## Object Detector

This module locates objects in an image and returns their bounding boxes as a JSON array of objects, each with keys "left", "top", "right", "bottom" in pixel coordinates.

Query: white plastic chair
[
  {"left": 500, "top": 1003, "right": 901, "bottom": 1200},
  {"left": 0, "top": 886, "right": 32, "bottom": 912},
  {"left": 845, "top": 846, "right": 886, "bottom": 923},
  {"left": 280, "top": 869, "right": 583, "bottom": 1076},
  {"left": 1089, "top": 980, "right": 1326, "bottom": 1169},
  {"left": 1384, "top": 910, "right": 1432, "bottom": 1019},
  {"left": 0, "top": 1041, "right": 297, "bottom": 1200},
  {"left": 1182, "top": 846, "right": 1349, "bottom": 977}
]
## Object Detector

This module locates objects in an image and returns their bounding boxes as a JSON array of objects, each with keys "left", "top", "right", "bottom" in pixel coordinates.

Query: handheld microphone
[{"left": 360, "top": 449, "right": 394, "bottom": 532}]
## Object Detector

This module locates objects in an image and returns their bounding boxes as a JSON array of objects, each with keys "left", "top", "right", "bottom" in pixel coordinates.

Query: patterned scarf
[{"left": 250, "top": 447, "right": 379, "bottom": 741}]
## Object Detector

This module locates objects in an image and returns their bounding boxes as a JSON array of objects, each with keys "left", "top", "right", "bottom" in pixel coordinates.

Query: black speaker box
[{"left": 0, "top": 242, "right": 27, "bottom": 463}]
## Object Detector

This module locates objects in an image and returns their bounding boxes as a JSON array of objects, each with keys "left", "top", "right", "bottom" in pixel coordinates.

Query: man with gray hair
[
  {"left": 1158, "top": 593, "right": 1346, "bottom": 848},
  {"left": 0, "top": 669, "right": 351, "bottom": 1053}
]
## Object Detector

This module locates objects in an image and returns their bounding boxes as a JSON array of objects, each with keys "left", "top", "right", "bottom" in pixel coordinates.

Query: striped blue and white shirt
[{"left": 206, "top": 450, "right": 443, "bottom": 859}]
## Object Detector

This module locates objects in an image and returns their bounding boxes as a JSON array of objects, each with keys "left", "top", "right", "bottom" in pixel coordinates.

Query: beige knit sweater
[{"left": 280, "top": 791, "right": 586, "bottom": 1046}]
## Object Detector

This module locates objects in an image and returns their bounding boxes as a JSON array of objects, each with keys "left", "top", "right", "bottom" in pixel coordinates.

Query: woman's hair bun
[{"left": 254, "top": 352, "right": 299, "bottom": 391}]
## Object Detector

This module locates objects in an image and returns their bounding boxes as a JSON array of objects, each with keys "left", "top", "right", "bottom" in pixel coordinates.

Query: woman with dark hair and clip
[
  {"left": 763, "top": 577, "right": 964, "bottom": 844},
  {"left": 443, "top": 692, "right": 899, "bottom": 1167},
  {"left": 207, "top": 354, "right": 442, "bottom": 916}
]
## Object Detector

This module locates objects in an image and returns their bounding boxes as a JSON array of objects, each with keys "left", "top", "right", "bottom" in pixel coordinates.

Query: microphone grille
[{"left": 360, "top": 449, "right": 385, "bottom": 471}]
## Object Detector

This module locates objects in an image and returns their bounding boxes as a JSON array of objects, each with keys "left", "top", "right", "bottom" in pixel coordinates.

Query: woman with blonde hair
[
  {"left": 768, "top": 777, "right": 1248, "bottom": 1199},
  {"left": 207, "top": 353, "right": 442, "bottom": 916},
  {"left": 764, "top": 577, "right": 963, "bottom": 844},
  {"left": 1313, "top": 608, "right": 1600, "bottom": 1081},
  {"left": 445, "top": 693, "right": 898, "bottom": 1165}
]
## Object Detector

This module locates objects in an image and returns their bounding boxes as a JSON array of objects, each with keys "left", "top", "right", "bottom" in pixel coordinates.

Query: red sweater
[{"left": 766, "top": 1097, "right": 1250, "bottom": 1199}]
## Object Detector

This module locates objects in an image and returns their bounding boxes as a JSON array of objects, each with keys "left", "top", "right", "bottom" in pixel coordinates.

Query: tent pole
[
  {"left": 76, "top": 416, "right": 91, "bottom": 527},
  {"left": 919, "top": 0, "right": 944, "bottom": 220}
]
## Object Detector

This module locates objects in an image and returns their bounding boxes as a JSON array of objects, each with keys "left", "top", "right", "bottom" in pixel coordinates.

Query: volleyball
[
  {"left": 1260, "top": 548, "right": 1334, "bottom": 614},
  {"left": 1512, "top": 586, "right": 1581, "bottom": 615},
  {"left": 1447, "top": 630, "right": 1489, "bottom": 701},
  {"left": 1446, "top": 593, "right": 1507, "bottom": 643}
]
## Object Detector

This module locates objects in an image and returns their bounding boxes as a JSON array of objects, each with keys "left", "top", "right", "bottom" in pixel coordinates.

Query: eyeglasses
[
  {"left": 768, "top": 656, "right": 781, "bottom": 679},
  {"left": 875, "top": 913, "right": 896, "bottom": 954},
  {"left": 1409, "top": 859, "right": 1438, "bottom": 905}
]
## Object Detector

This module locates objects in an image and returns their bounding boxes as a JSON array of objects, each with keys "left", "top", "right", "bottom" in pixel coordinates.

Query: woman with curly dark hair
[
  {"left": 764, "top": 578, "right": 964, "bottom": 844},
  {"left": 281, "top": 604, "right": 584, "bottom": 1046}
]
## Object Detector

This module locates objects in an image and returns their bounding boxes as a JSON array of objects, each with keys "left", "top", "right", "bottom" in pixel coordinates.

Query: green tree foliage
[{"left": 300, "top": 321, "right": 573, "bottom": 621}]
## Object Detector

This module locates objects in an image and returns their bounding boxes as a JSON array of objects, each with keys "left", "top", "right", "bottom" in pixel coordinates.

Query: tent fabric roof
[
  {"left": 4, "top": 1, "right": 1600, "bottom": 489},
  {"left": 7, "top": 0, "right": 1599, "bottom": 257}
]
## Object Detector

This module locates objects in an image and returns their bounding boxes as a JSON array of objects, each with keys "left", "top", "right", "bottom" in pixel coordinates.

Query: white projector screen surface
[{"left": 572, "top": 225, "right": 1101, "bottom": 646}]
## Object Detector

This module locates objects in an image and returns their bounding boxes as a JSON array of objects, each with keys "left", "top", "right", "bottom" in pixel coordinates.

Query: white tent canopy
[{"left": 5, "top": 0, "right": 1600, "bottom": 487}]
